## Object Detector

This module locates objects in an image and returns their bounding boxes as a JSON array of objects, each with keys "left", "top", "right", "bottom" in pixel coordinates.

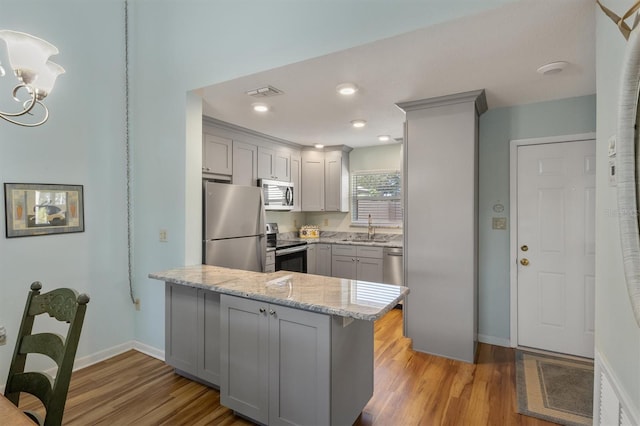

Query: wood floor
[{"left": 19, "top": 309, "right": 557, "bottom": 425}]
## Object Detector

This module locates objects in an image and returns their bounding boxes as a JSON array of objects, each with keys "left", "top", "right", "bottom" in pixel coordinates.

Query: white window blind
[{"left": 351, "top": 170, "right": 402, "bottom": 227}]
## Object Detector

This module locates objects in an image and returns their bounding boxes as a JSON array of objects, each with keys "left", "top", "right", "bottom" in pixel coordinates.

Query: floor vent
[
  {"left": 594, "top": 351, "right": 639, "bottom": 426},
  {"left": 246, "top": 85, "right": 284, "bottom": 98}
]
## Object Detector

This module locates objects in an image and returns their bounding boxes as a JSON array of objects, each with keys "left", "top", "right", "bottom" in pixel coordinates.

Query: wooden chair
[{"left": 4, "top": 281, "right": 90, "bottom": 426}]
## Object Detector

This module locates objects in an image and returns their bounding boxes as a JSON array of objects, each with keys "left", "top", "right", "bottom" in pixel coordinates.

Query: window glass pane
[{"left": 351, "top": 170, "right": 402, "bottom": 226}]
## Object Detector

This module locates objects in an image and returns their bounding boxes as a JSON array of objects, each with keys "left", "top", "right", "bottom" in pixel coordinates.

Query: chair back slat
[
  {"left": 28, "top": 289, "right": 80, "bottom": 323},
  {"left": 20, "top": 333, "right": 65, "bottom": 366},
  {"left": 6, "top": 371, "right": 53, "bottom": 407},
  {"left": 4, "top": 282, "right": 89, "bottom": 426}
]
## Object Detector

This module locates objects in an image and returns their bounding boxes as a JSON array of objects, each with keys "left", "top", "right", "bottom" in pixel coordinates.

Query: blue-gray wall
[{"left": 478, "top": 95, "right": 596, "bottom": 343}]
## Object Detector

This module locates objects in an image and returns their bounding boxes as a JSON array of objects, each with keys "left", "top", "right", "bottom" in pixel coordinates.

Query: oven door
[{"left": 275, "top": 245, "right": 307, "bottom": 273}]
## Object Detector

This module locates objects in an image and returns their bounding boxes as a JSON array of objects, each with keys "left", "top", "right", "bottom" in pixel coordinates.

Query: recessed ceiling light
[
  {"left": 337, "top": 83, "right": 359, "bottom": 96},
  {"left": 252, "top": 102, "right": 270, "bottom": 112},
  {"left": 351, "top": 119, "right": 366, "bottom": 128},
  {"left": 378, "top": 135, "right": 390, "bottom": 142},
  {"left": 536, "top": 61, "right": 569, "bottom": 75},
  {"left": 314, "top": 144, "right": 324, "bottom": 149}
]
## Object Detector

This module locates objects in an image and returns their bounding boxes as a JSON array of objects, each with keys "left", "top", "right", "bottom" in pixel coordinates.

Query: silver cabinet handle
[
  {"left": 269, "top": 309, "right": 276, "bottom": 316},
  {"left": 259, "top": 308, "right": 266, "bottom": 313}
]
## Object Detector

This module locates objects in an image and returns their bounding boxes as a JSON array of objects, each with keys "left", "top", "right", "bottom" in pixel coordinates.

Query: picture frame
[{"left": 4, "top": 183, "right": 85, "bottom": 238}]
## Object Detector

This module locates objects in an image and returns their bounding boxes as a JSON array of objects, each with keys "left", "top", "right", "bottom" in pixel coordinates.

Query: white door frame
[{"left": 509, "top": 132, "right": 596, "bottom": 348}]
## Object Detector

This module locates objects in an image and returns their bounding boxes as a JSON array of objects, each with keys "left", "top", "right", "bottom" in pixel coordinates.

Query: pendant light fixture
[{"left": 0, "top": 30, "right": 65, "bottom": 127}]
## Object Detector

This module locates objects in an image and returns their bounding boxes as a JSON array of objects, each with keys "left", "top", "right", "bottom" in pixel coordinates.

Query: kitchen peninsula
[{"left": 149, "top": 264, "right": 408, "bottom": 426}]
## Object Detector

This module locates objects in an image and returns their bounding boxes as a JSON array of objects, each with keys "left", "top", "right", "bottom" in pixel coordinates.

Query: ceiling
[{"left": 200, "top": 0, "right": 595, "bottom": 149}]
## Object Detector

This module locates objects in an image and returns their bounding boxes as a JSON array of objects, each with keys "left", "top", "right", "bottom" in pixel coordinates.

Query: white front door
[{"left": 516, "top": 139, "right": 595, "bottom": 358}]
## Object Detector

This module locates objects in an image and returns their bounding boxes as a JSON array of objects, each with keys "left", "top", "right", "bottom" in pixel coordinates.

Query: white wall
[
  {"left": 595, "top": 0, "right": 640, "bottom": 414},
  {"left": 0, "top": 0, "right": 133, "bottom": 384}
]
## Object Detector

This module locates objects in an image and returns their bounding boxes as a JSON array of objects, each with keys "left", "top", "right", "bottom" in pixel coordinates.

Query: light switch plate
[{"left": 492, "top": 217, "right": 507, "bottom": 230}]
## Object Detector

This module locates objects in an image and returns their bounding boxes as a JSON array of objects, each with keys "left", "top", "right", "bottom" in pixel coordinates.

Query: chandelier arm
[
  {"left": 0, "top": 100, "right": 49, "bottom": 127},
  {"left": 0, "top": 85, "right": 39, "bottom": 117}
]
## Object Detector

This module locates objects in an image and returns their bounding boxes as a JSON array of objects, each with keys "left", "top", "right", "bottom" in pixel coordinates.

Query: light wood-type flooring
[{"left": 18, "top": 308, "right": 556, "bottom": 425}]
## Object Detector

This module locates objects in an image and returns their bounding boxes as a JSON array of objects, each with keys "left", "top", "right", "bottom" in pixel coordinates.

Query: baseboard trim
[
  {"left": 133, "top": 341, "right": 165, "bottom": 361},
  {"left": 478, "top": 333, "right": 510, "bottom": 347}
]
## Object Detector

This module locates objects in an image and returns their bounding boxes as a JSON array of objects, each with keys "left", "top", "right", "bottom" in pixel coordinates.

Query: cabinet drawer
[
  {"left": 356, "top": 246, "right": 383, "bottom": 259},
  {"left": 332, "top": 244, "right": 356, "bottom": 257}
]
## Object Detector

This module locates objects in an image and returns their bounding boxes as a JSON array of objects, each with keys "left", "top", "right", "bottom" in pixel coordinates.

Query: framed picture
[{"left": 4, "top": 183, "right": 84, "bottom": 238}]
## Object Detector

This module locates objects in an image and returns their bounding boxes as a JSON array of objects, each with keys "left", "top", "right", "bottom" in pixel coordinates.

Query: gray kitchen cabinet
[
  {"left": 203, "top": 133, "right": 232, "bottom": 176},
  {"left": 258, "top": 146, "right": 290, "bottom": 181},
  {"left": 290, "top": 153, "right": 301, "bottom": 211},
  {"left": 332, "top": 255, "right": 357, "bottom": 280},
  {"left": 232, "top": 141, "right": 258, "bottom": 186},
  {"left": 220, "top": 294, "right": 332, "bottom": 426},
  {"left": 331, "top": 245, "right": 383, "bottom": 282},
  {"left": 307, "top": 243, "right": 317, "bottom": 274},
  {"left": 165, "top": 283, "right": 220, "bottom": 386},
  {"left": 324, "top": 150, "right": 349, "bottom": 212},
  {"left": 301, "top": 150, "right": 325, "bottom": 211},
  {"left": 316, "top": 243, "right": 332, "bottom": 276},
  {"left": 301, "top": 147, "right": 350, "bottom": 212}
]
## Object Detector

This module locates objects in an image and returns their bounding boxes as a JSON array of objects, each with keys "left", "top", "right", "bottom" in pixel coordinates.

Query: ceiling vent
[{"left": 246, "top": 85, "right": 284, "bottom": 98}]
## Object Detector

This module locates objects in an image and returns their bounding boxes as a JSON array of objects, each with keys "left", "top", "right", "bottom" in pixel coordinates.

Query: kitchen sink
[{"left": 341, "top": 238, "right": 387, "bottom": 243}]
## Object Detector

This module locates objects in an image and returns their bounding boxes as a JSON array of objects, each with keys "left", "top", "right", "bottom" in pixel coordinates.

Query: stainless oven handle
[{"left": 276, "top": 246, "right": 308, "bottom": 256}]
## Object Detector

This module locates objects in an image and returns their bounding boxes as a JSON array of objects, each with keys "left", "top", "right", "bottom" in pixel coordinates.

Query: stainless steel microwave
[{"left": 259, "top": 179, "right": 294, "bottom": 211}]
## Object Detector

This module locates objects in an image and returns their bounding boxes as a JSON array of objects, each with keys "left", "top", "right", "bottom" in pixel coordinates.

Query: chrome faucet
[{"left": 367, "top": 214, "right": 375, "bottom": 240}]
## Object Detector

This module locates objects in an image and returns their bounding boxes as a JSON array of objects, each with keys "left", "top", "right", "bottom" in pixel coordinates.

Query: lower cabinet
[
  {"left": 331, "top": 245, "right": 383, "bottom": 282},
  {"left": 307, "top": 244, "right": 317, "bottom": 274},
  {"left": 220, "top": 294, "right": 373, "bottom": 426},
  {"left": 165, "top": 283, "right": 221, "bottom": 386},
  {"left": 316, "top": 243, "right": 332, "bottom": 276}
]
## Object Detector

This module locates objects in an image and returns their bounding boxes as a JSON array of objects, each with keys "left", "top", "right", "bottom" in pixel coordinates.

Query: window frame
[{"left": 350, "top": 169, "right": 402, "bottom": 228}]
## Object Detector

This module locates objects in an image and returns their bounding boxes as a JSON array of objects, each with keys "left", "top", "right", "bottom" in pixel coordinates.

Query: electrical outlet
[
  {"left": 323, "top": 218, "right": 329, "bottom": 226},
  {"left": 134, "top": 298, "right": 141, "bottom": 311},
  {"left": 0, "top": 326, "right": 6, "bottom": 345},
  {"left": 294, "top": 219, "right": 298, "bottom": 228},
  {"left": 159, "top": 229, "right": 168, "bottom": 242}
]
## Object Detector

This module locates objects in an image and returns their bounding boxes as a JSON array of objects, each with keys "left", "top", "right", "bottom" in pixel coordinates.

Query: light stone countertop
[
  {"left": 278, "top": 231, "right": 403, "bottom": 248},
  {"left": 149, "top": 264, "right": 408, "bottom": 321}
]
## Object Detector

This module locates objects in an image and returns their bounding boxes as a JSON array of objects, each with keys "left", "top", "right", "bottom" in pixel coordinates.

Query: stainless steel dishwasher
[{"left": 383, "top": 247, "right": 403, "bottom": 285}]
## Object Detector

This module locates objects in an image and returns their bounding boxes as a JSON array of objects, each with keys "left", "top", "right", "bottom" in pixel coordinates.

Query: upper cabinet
[
  {"left": 258, "top": 146, "right": 291, "bottom": 182},
  {"left": 203, "top": 133, "right": 233, "bottom": 176},
  {"left": 290, "top": 154, "right": 301, "bottom": 212},
  {"left": 203, "top": 117, "right": 300, "bottom": 187},
  {"left": 233, "top": 141, "right": 258, "bottom": 187},
  {"left": 301, "top": 147, "right": 350, "bottom": 212}
]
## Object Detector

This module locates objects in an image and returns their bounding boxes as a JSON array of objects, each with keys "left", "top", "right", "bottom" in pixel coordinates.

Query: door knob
[
  {"left": 521, "top": 245, "right": 528, "bottom": 252},
  {"left": 520, "top": 258, "right": 529, "bottom": 266}
]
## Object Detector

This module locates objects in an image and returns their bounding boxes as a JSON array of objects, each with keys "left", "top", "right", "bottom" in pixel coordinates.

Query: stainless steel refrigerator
[{"left": 203, "top": 181, "right": 266, "bottom": 272}]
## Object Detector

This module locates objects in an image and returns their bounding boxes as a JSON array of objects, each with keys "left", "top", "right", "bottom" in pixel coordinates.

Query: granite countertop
[
  {"left": 149, "top": 265, "right": 408, "bottom": 321},
  {"left": 279, "top": 231, "right": 403, "bottom": 248}
]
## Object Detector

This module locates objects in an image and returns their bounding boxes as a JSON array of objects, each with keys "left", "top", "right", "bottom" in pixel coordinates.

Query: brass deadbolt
[{"left": 521, "top": 245, "right": 529, "bottom": 252}]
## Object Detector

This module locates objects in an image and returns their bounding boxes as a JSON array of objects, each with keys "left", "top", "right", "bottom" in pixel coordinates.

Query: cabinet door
[
  {"left": 268, "top": 304, "right": 330, "bottom": 426},
  {"left": 258, "top": 146, "right": 275, "bottom": 180},
  {"left": 233, "top": 141, "right": 258, "bottom": 186},
  {"left": 316, "top": 244, "right": 332, "bottom": 276},
  {"left": 273, "top": 151, "right": 291, "bottom": 181},
  {"left": 165, "top": 283, "right": 198, "bottom": 375},
  {"left": 357, "top": 257, "right": 384, "bottom": 283},
  {"left": 203, "top": 133, "right": 232, "bottom": 175},
  {"left": 220, "top": 295, "right": 269, "bottom": 424},
  {"left": 301, "top": 151, "right": 325, "bottom": 211},
  {"left": 307, "top": 244, "right": 317, "bottom": 274},
  {"left": 290, "top": 154, "right": 301, "bottom": 211},
  {"left": 197, "top": 289, "right": 220, "bottom": 386},
  {"left": 332, "top": 255, "right": 357, "bottom": 279},
  {"left": 324, "top": 151, "right": 341, "bottom": 211}
]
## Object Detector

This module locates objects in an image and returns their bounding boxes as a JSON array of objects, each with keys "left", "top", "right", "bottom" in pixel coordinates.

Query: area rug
[{"left": 515, "top": 350, "right": 594, "bottom": 426}]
